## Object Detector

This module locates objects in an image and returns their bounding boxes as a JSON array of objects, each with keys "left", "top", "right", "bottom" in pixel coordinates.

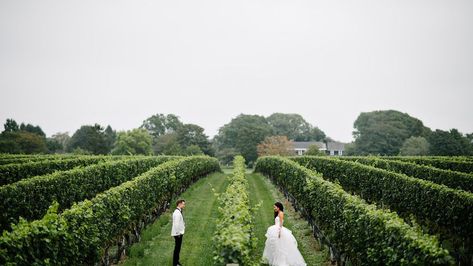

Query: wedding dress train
[{"left": 262, "top": 216, "right": 306, "bottom": 266}]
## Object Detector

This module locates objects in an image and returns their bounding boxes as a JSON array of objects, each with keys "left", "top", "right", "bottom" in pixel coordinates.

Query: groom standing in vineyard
[{"left": 172, "top": 199, "right": 186, "bottom": 266}]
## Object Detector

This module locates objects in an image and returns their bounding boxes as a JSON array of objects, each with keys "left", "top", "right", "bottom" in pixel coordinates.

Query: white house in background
[
  {"left": 326, "top": 141, "right": 345, "bottom": 156},
  {"left": 292, "top": 141, "right": 345, "bottom": 156},
  {"left": 292, "top": 141, "right": 326, "bottom": 156}
]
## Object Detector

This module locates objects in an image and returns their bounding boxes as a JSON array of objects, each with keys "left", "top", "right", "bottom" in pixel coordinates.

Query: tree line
[
  {"left": 1, "top": 110, "right": 471, "bottom": 163},
  {"left": 346, "top": 110, "right": 473, "bottom": 156}
]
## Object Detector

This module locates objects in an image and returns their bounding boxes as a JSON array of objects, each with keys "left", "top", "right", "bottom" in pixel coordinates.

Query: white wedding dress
[{"left": 262, "top": 216, "right": 307, "bottom": 266}]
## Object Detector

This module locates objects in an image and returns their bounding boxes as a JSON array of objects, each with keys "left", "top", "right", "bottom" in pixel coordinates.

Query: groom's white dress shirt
[{"left": 171, "top": 207, "right": 185, "bottom": 236}]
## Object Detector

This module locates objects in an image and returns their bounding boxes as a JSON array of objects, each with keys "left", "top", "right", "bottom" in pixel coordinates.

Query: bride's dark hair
[{"left": 274, "top": 202, "right": 284, "bottom": 218}]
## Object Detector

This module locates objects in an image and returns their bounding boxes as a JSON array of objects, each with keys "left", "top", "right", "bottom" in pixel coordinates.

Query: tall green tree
[
  {"left": 399, "top": 136, "right": 430, "bottom": 156},
  {"left": 46, "top": 138, "right": 63, "bottom": 153},
  {"left": 104, "top": 125, "right": 117, "bottom": 150},
  {"left": 111, "top": 128, "right": 153, "bottom": 155},
  {"left": 142, "top": 114, "right": 213, "bottom": 156},
  {"left": 19, "top": 123, "right": 46, "bottom": 137},
  {"left": 466, "top": 133, "right": 473, "bottom": 143},
  {"left": 214, "top": 114, "right": 273, "bottom": 163},
  {"left": 0, "top": 119, "right": 48, "bottom": 154},
  {"left": 427, "top": 129, "right": 473, "bottom": 156},
  {"left": 141, "top": 114, "right": 183, "bottom": 138},
  {"left": 351, "top": 110, "right": 430, "bottom": 155},
  {"left": 266, "top": 113, "right": 325, "bottom": 141},
  {"left": 67, "top": 124, "right": 111, "bottom": 154},
  {"left": 3, "top": 119, "right": 19, "bottom": 133},
  {"left": 153, "top": 132, "right": 182, "bottom": 155},
  {"left": 176, "top": 124, "right": 213, "bottom": 155},
  {"left": 0, "top": 131, "right": 47, "bottom": 154}
]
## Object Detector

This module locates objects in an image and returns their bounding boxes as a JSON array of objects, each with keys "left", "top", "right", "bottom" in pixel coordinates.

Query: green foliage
[
  {"left": 292, "top": 156, "right": 473, "bottom": 263},
  {"left": 0, "top": 131, "right": 48, "bottom": 154},
  {"left": 19, "top": 123, "right": 46, "bottom": 137},
  {"left": 0, "top": 156, "right": 220, "bottom": 265},
  {"left": 340, "top": 156, "right": 473, "bottom": 192},
  {"left": 182, "top": 144, "right": 204, "bottom": 155},
  {"left": 214, "top": 114, "right": 273, "bottom": 164},
  {"left": 71, "top": 147, "right": 92, "bottom": 155},
  {"left": 399, "top": 136, "right": 430, "bottom": 155},
  {"left": 66, "top": 124, "right": 113, "bottom": 154},
  {"left": 352, "top": 110, "right": 430, "bottom": 155},
  {"left": 0, "top": 156, "right": 108, "bottom": 185},
  {"left": 214, "top": 147, "right": 239, "bottom": 166},
  {"left": 343, "top": 142, "right": 357, "bottom": 156},
  {"left": 0, "top": 155, "right": 66, "bottom": 165},
  {"left": 3, "top": 119, "right": 19, "bottom": 133},
  {"left": 305, "top": 144, "right": 326, "bottom": 156},
  {"left": 255, "top": 156, "right": 453, "bottom": 265},
  {"left": 266, "top": 113, "right": 326, "bottom": 141},
  {"left": 0, "top": 156, "right": 176, "bottom": 231},
  {"left": 104, "top": 125, "right": 117, "bottom": 151},
  {"left": 175, "top": 124, "right": 213, "bottom": 155},
  {"left": 153, "top": 132, "right": 182, "bottom": 155},
  {"left": 214, "top": 156, "right": 258, "bottom": 266},
  {"left": 141, "top": 114, "right": 213, "bottom": 156},
  {"left": 46, "top": 138, "right": 63, "bottom": 153},
  {"left": 0, "top": 119, "right": 51, "bottom": 154},
  {"left": 111, "top": 128, "right": 153, "bottom": 155},
  {"left": 141, "top": 113, "right": 183, "bottom": 138},
  {"left": 427, "top": 129, "right": 473, "bottom": 156},
  {"left": 385, "top": 156, "right": 473, "bottom": 173}
]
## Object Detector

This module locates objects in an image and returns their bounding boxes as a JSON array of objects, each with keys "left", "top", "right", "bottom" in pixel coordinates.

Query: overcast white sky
[{"left": 1, "top": 0, "right": 472, "bottom": 142}]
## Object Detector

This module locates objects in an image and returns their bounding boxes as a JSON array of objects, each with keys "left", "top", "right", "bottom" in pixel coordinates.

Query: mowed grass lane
[
  {"left": 121, "top": 172, "right": 229, "bottom": 266},
  {"left": 246, "top": 172, "right": 331, "bottom": 266}
]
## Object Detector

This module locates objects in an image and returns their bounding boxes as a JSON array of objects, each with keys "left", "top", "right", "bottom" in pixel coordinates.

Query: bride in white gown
[{"left": 262, "top": 202, "right": 306, "bottom": 266}]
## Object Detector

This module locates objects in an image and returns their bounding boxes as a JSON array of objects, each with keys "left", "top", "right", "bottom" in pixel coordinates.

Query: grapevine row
[
  {"left": 339, "top": 156, "right": 473, "bottom": 192},
  {"left": 383, "top": 156, "right": 473, "bottom": 173},
  {"left": 0, "top": 156, "right": 177, "bottom": 231},
  {"left": 0, "top": 156, "right": 220, "bottom": 265},
  {"left": 255, "top": 156, "right": 452, "bottom": 265},
  {"left": 292, "top": 156, "right": 473, "bottom": 263},
  {"left": 213, "top": 156, "right": 257, "bottom": 265},
  {"left": 0, "top": 156, "right": 114, "bottom": 185}
]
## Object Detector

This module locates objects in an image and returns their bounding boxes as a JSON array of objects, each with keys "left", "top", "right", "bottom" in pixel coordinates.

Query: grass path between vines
[
  {"left": 247, "top": 172, "right": 331, "bottom": 266},
  {"left": 120, "top": 172, "right": 229, "bottom": 266}
]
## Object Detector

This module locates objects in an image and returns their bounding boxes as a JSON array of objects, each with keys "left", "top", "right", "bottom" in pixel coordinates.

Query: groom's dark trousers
[{"left": 173, "top": 234, "right": 183, "bottom": 266}]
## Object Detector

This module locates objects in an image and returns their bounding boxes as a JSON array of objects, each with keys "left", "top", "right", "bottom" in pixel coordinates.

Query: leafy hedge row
[
  {"left": 383, "top": 156, "right": 473, "bottom": 162},
  {"left": 339, "top": 156, "right": 473, "bottom": 193},
  {"left": 0, "top": 157, "right": 113, "bottom": 185},
  {"left": 0, "top": 156, "right": 220, "bottom": 265},
  {"left": 255, "top": 156, "right": 453, "bottom": 265},
  {"left": 0, "top": 155, "right": 82, "bottom": 166},
  {"left": 292, "top": 156, "right": 473, "bottom": 263},
  {"left": 383, "top": 157, "right": 473, "bottom": 173},
  {"left": 0, "top": 156, "right": 177, "bottom": 231},
  {"left": 0, "top": 157, "right": 53, "bottom": 166},
  {"left": 0, "top": 154, "right": 36, "bottom": 160},
  {"left": 213, "top": 156, "right": 257, "bottom": 266}
]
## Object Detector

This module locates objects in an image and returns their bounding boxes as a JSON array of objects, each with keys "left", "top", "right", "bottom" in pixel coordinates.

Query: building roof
[
  {"left": 292, "top": 141, "right": 325, "bottom": 150},
  {"left": 326, "top": 141, "right": 345, "bottom": 151}
]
